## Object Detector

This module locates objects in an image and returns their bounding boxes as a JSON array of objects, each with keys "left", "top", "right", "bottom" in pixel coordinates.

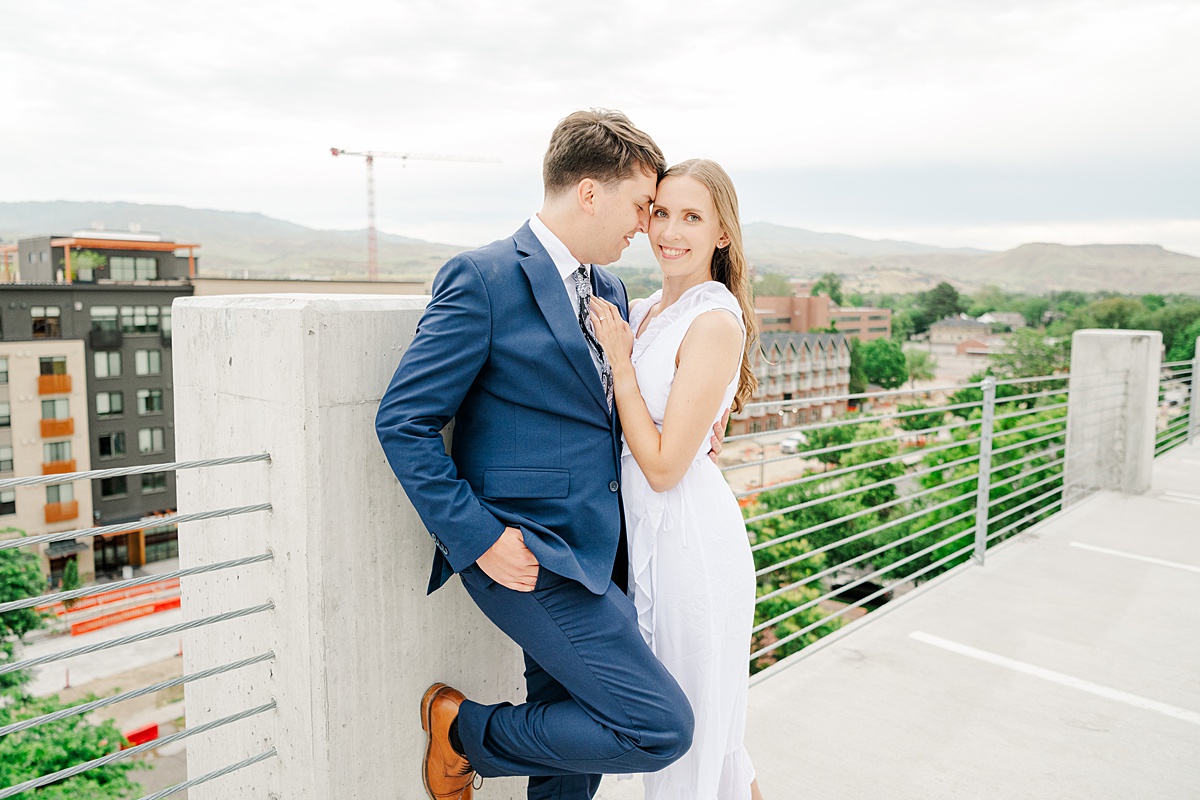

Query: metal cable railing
[
  {"left": 0, "top": 453, "right": 276, "bottom": 799},
  {"left": 743, "top": 370, "right": 1134, "bottom": 674},
  {"left": 1155, "top": 359, "right": 1195, "bottom": 457}
]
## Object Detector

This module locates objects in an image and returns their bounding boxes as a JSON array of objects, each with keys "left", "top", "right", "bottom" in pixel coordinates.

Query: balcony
[
  {"left": 40, "top": 418, "right": 74, "bottom": 437},
  {"left": 37, "top": 374, "right": 71, "bottom": 394},
  {"left": 41, "top": 459, "right": 76, "bottom": 475},
  {"left": 44, "top": 499, "right": 78, "bottom": 523}
]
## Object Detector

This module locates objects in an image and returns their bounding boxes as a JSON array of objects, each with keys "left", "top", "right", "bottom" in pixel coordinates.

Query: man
[{"left": 376, "top": 110, "right": 704, "bottom": 800}]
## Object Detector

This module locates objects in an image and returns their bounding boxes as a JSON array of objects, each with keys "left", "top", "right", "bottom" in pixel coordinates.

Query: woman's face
[{"left": 648, "top": 175, "right": 728, "bottom": 280}]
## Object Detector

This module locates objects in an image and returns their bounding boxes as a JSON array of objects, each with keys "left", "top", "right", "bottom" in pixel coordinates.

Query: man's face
[{"left": 587, "top": 167, "right": 657, "bottom": 266}]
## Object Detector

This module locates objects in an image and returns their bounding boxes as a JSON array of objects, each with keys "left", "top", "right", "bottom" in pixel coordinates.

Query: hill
[
  {"left": 0, "top": 201, "right": 463, "bottom": 280},
  {"left": 3, "top": 201, "right": 1196, "bottom": 294}
]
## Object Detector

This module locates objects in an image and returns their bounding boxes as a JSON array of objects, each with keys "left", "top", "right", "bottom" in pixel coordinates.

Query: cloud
[{"left": 1, "top": 0, "right": 1197, "bottom": 252}]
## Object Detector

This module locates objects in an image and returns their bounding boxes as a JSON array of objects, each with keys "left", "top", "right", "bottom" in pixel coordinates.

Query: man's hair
[{"left": 543, "top": 109, "right": 666, "bottom": 195}]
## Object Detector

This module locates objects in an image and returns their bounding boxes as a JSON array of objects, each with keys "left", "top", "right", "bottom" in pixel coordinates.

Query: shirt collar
[{"left": 529, "top": 214, "right": 588, "bottom": 281}]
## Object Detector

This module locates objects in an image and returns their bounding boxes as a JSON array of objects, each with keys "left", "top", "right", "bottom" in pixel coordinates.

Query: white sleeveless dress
[{"left": 621, "top": 281, "right": 757, "bottom": 800}]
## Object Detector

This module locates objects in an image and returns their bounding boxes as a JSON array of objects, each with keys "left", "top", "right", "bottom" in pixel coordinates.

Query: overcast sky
[{"left": 3, "top": 0, "right": 1198, "bottom": 255}]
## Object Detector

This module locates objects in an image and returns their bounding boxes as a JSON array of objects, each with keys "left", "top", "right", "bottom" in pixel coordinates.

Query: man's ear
[{"left": 577, "top": 178, "right": 597, "bottom": 216}]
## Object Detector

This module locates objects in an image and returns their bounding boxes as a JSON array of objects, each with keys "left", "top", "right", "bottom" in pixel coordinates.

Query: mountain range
[{"left": 2, "top": 201, "right": 1198, "bottom": 295}]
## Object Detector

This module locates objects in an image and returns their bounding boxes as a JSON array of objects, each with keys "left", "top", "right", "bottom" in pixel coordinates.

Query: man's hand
[
  {"left": 476, "top": 526, "right": 539, "bottom": 591},
  {"left": 708, "top": 408, "right": 731, "bottom": 464}
]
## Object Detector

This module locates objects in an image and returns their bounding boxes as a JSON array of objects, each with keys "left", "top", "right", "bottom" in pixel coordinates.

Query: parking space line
[
  {"left": 1070, "top": 542, "right": 1200, "bottom": 574},
  {"left": 909, "top": 631, "right": 1200, "bottom": 727}
]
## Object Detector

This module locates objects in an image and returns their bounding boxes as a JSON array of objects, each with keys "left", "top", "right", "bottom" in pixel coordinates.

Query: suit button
[{"left": 609, "top": 481, "right": 619, "bottom": 492}]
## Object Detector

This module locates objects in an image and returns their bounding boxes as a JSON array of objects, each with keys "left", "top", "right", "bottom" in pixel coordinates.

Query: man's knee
[{"left": 636, "top": 689, "right": 695, "bottom": 766}]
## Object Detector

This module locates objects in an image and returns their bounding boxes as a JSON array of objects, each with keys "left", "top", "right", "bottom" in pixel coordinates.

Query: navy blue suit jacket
[{"left": 376, "top": 222, "right": 628, "bottom": 595}]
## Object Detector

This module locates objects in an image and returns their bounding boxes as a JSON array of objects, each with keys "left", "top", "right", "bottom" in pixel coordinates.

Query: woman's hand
[{"left": 590, "top": 296, "right": 634, "bottom": 367}]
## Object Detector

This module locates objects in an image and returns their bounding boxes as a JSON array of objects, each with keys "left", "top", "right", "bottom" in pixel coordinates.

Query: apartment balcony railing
[
  {"left": 42, "top": 458, "right": 77, "bottom": 475},
  {"left": 0, "top": 294, "right": 1190, "bottom": 800},
  {"left": 37, "top": 374, "right": 72, "bottom": 394},
  {"left": 43, "top": 499, "right": 78, "bottom": 523},
  {"left": 40, "top": 418, "right": 74, "bottom": 437}
]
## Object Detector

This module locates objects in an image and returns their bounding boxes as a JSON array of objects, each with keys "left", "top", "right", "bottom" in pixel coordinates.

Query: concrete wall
[
  {"left": 174, "top": 295, "right": 525, "bottom": 799},
  {"left": 1065, "top": 329, "right": 1162, "bottom": 500}
]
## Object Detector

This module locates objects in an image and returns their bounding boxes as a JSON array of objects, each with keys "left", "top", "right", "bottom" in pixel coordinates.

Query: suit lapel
[{"left": 516, "top": 227, "right": 609, "bottom": 415}]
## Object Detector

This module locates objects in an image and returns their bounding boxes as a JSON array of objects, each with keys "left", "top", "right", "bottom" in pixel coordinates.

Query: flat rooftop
[{"left": 599, "top": 440, "right": 1200, "bottom": 799}]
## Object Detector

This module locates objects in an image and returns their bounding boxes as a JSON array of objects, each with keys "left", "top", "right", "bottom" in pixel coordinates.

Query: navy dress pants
[{"left": 455, "top": 565, "right": 695, "bottom": 800}]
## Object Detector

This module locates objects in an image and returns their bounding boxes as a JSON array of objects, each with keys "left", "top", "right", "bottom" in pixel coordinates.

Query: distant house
[
  {"left": 978, "top": 311, "right": 1026, "bottom": 330},
  {"left": 731, "top": 332, "right": 851, "bottom": 436},
  {"left": 929, "top": 316, "right": 991, "bottom": 346},
  {"left": 956, "top": 336, "right": 1010, "bottom": 356}
]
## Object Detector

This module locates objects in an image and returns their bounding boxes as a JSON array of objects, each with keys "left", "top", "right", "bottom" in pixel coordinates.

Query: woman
[{"left": 591, "top": 159, "right": 764, "bottom": 800}]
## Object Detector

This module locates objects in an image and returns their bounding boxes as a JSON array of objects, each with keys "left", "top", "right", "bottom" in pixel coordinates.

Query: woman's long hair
[{"left": 661, "top": 159, "right": 759, "bottom": 411}]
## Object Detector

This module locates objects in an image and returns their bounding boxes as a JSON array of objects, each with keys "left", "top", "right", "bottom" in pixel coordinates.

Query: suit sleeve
[{"left": 375, "top": 254, "right": 506, "bottom": 573}]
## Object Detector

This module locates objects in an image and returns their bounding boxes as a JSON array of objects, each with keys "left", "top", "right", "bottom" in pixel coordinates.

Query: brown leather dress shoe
[{"left": 421, "top": 683, "right": 476, "bottom": 800}]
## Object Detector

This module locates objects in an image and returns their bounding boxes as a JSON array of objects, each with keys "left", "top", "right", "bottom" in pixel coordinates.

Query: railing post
[
  {"left": 1190, "top": 340, "right": 1200, "bottom": 445},
  {"left": 1064, "top": 330, "right": 1162, "bottom": 501},
  {"left": 973, "top": 377, "right": 996, "bottom": 565}
]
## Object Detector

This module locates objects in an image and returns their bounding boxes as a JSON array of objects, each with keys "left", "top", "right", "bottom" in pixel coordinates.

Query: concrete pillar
[
  {"left": 174, "top": 295, "right": 524, "bottom": 800},
  {"left": 1064, "top": 329, "right": 1162, "bottom": 501}
]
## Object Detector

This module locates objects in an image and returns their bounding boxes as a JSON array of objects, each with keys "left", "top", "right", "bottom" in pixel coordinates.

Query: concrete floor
[{"left": 599, "top": 441, "right": 1200, "bottom": 800}]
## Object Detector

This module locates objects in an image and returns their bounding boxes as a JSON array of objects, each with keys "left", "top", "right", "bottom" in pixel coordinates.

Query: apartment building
[
  {"left": 731, "top": 332, "right": 851, "bottom": 436},
  {"left": 0, "top": 340, "right": 96, "bottom": 584},
  {"left": 0, "top": 230, "right": 195, "bottom": 583},
  {"left": 755, "top": 291, "right": 891, "bottom": 342}
]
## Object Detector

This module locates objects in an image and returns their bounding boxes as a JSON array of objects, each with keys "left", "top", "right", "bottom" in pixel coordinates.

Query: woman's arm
[{"left": 591, "top": 296, "right": 742, "bottom": 493}]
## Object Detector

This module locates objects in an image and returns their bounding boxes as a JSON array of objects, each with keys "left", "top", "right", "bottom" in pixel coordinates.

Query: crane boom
[{"left": 331, "top": 147, "right": 499, "bottom": 280}]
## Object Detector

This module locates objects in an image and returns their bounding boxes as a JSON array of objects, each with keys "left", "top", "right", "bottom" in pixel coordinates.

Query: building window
[
  {"left": 44, "top": 441, "right": 71, "bottom": 463},
  {"left": 162, "top": 307, "right": 172, "bottom": 343},
  {"left": 0, "top": 446, "right": 12, "bottom": 472},
  {"left": 0, "top": 357, "right": 7, "bottom": 384},
  {"left": 0, "top": 489, "right": 13, "bottom": 515},
  {"left": 95, "top": 351, "right": 122, "bottom": 378},
  {"left": 90, "top": 305, "right": 120, "bottom": 331},
  {"left": 134, "top": 349, "right": 162, "bottom": 376},
  {"left": 138, "top": 427, "right": 165, "bottom": 454},
  {"left": 110, "top": 256, "right": 158, "bottom": 281},
  {"left": 41, "top": 398, "right": 69, "bottom": 420},
  {"left": 0, "top": 402, "right": 9, "bottom": 427},
  {"left": 137, "top": 388, "right": 164, "bottom": 415},
  {"left": 46, "top": 483, "right": 74, "bottom": 504},
  {"left": 120, "top": 306, "right": 161, "bottom": 333},
  {"left": 98, "top": 432, "right": 126, "bottom": 459},
  {"left": 144, "top": 525, "right": 179, "bottom": 562},
  {"left": 99, "top": 476, "right": 127, "bottom": 498},
  {"left": 96, "top": 391, "right": 124, "bottom": 417},
  {"left": 31, "top": 306, "right": 61, "bottom": 338},
  {"left": 142, "top": 471, "right": 168, "bottom": 493},
  {"left": 39, "top": 356, "right": 67, "bottom": 376}
]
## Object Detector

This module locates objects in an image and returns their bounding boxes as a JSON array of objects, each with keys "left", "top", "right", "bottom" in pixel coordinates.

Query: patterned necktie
[{"left": 572, "top": 266, "right": 614, "bottom": 411}]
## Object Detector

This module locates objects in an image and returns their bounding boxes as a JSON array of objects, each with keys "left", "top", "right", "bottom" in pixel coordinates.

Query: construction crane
[{"left": 331, "top": 148, "right": 499, "bottom": 281}]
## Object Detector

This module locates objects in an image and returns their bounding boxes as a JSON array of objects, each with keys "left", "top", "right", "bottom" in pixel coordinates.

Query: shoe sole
[{"left": 420, "top": 683, "right": 447, "bottom": 800}]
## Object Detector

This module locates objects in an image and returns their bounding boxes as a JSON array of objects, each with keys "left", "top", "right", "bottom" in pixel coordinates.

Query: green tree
[
  {"left": 861, "top": 339, "right": 909, "bottom": 389},
  {"left": 811, "top": 272, "right": 843, "bottom": 305},
  {"left": 806, "top": 416, "right": 861, "bottom": 469},
  {"left": 1088, "top": 297, "right": 1145, "bottom": 329},
  {"left": 890, "top": 311, "right": 915, "bottom": 342},
  {"left": 60, "top": 557, "right": 80, "bottom": 610},
  {"left": 1141, "top": 294, "right": 1166, "bottom": 311},
  {"left": 753, "top": 272, "right": 794, "bottom": 297},
  {"left": 991, "top": 328, "right": 1070, "bottom": 381},
  {"left": 896, "top": 403, "right": 947, "bottom": 436},
  {"left": 913, "top": 282, "right": 966, "bottom": 333},
  {"left": 1018, "top": 296, "right": 1051, "bottom": 329},
  {"left": 847, "top": 339, "right": 868, "bottom": 396},
  {"left": 1166, "top": 318, "right": 1200, "bottom": 363},
  {"left": 904, "top": 348, "right": 938, "bottom": 389},
  {"left": 0, "top": 531, "right": 143, "bottom": 797}
]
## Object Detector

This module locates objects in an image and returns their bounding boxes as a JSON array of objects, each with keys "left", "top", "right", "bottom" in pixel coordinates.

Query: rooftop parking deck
[{"left": 601, "top": 441, "right": 1200, "bottom": 799}]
